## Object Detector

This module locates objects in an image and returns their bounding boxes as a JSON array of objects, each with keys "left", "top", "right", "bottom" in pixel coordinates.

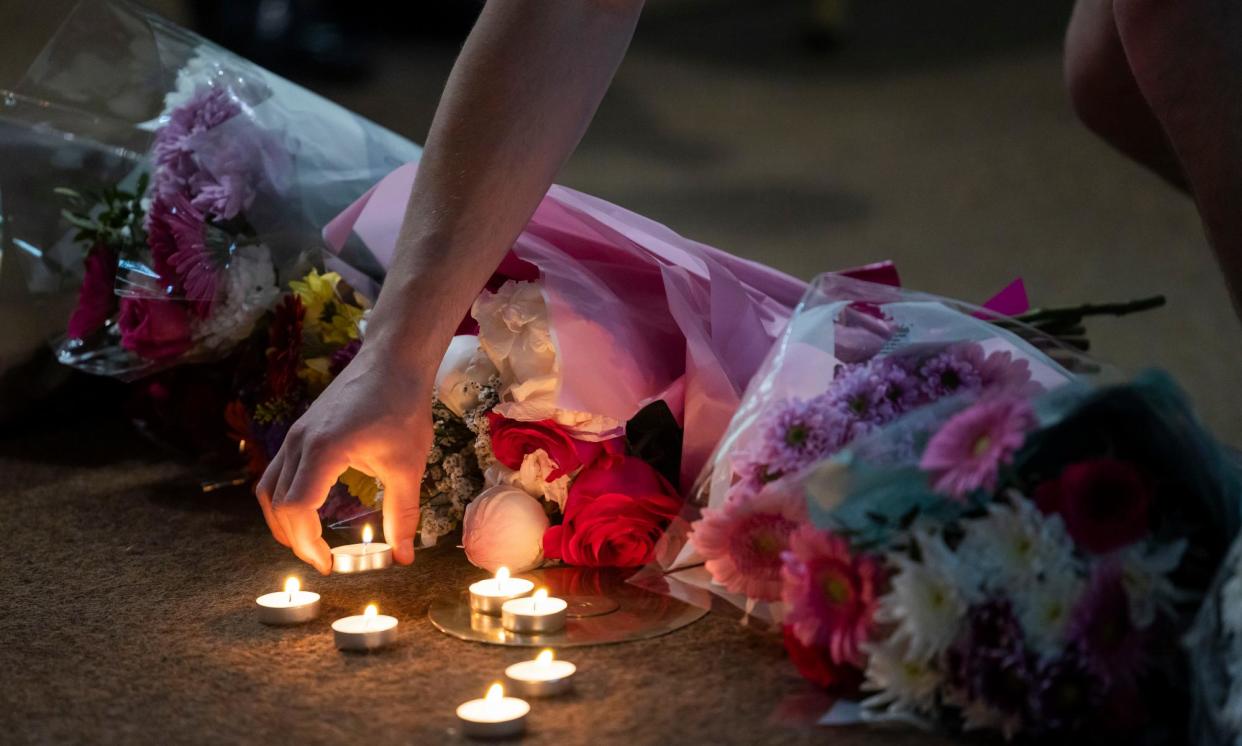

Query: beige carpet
[{"left": 0, "top": 410, "right": 960, "bottom": 745}]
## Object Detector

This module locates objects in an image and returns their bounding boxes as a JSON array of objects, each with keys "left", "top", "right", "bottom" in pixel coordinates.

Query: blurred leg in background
[{"left": 1063, "top": 0, "right": 1186, "bottom": 190}]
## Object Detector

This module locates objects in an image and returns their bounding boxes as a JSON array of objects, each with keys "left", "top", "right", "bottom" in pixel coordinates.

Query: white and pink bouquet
[
  {"left": 3, "top": 0, "right": 420, "bottom": 379},
  {"left": 308, "top": 163, "right": 915, "bottom": 567},
  {"left": 659, "top": 273, "right": 1236, "bottom": 740}
]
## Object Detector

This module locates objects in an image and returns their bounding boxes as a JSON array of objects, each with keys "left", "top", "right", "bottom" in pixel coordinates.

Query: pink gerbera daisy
[
  {"left": 690, "top": 478, "right": 807, "bottom": 602},
  {"left": 919, "top": 396, "right": 1036, "bottom": 500},
  {"left": 780, "top": 526, "right": 884, "bottom": 666}
]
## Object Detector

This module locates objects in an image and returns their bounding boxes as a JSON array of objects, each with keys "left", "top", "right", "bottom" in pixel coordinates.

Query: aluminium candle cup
[
  {"left": 332, "top": 614, "right": 399, "bottom": 651},
  {"left": 331, "top": 542, "right": 393, "bottom": 573},
  {"left": 468, "top": 577, "right": 535, "bottom": 615},
  {"left": 500, "top": 595, "right": 568, "bottom": 634},
  {"left": 455, "top": 697, "right": 530, "bottom": 738},
  {"left": 504, "top": 659, "right": 577, "bottom": 697},
  {"left": 255, "top": 591, "right": 321, "bottom": 625}
]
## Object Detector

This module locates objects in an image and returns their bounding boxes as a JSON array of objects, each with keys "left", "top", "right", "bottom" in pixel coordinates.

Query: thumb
[{"left": 378, "top": 461, "right": 423, "bottom": 565}]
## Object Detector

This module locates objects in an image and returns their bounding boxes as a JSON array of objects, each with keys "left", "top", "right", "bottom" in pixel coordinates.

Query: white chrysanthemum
[
  {"left": 876, "top": 531, "right": 965, "bottom": 661},
  {"left": 956, "top": 492, "right": 1079, "bottom": 593},
  {"left": 1118, "top": 539, "right": 1189, "bottom": 628},
  {"left": 191, "top": 244, "right": 280, "bottom": 352},
  {"left": 861, "top": 638, "right": 940, "bottom": 716},
  {"left": 1014, "top": 568, "right": 1084, "bottom": 658}
]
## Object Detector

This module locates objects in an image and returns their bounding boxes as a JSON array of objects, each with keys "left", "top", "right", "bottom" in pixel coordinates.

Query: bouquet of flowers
[
  {"left": 669, "top": 279, "right": 1238, "bottom": 740},
  {"left": 3, "top": 0, "right": 421, "bottom": 379}
]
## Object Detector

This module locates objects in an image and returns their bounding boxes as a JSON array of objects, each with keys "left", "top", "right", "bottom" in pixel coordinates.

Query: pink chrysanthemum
[
  {"left": 690, "top": 479, "right": 807, "bottom": 602},
  {"left": 920, "top": 396, "right": 1036, "bottom": 500},
  {"left": 147, "top": 194, "right": 220, "bottom": 317},
  {"left": 780, "top": 526, "right": 884, "bottom": 666}
]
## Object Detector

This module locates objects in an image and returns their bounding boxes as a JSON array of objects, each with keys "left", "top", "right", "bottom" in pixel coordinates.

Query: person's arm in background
[{"left": 256, "top": 0, "right": 646, "bottom": 573}]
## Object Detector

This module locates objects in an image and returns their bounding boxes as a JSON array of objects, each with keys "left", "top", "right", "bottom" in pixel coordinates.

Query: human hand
[{"left": 255, "top": 343, "right": 432, "bottom": 573}]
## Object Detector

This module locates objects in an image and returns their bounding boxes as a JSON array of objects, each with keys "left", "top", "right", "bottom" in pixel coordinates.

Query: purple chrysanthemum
[
  {"left": 917, "top": 346, "right": 985, "bottom": 401},
  {"left": 152, "top": 86, "right": 260, "bottom": 221},
  {"left": 740, "top": 396, "right": 847, "bottom": 485},
  {"left": 919, "top": 395, "right": 1036, "bottom": 500},
  {"left": 946, "top": 599, "right": 1035, "bottom": 727},
  {"left": 1067, "top": 563, "right": 1149, "bottom": 687},
  {"left": 330, "top": 339, "right": 362, "bottom": 376},
  {"left": 1029, "top": 650, "right": 1104, "bottom": 735}
]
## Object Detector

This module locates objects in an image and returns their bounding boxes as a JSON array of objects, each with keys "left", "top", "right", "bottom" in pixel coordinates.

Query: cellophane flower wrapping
[
  {"left": 1186, "top": 478, "right": 1242, "bottom": 746},
  {"left": 3, "top": 0, "right": 421, "bottom": 379},
  {"left": 653, "top": 272, "right": 1085, "bottom": 619}
]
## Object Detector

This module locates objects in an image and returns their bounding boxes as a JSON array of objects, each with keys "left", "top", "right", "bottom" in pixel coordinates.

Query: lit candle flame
[
  {"left": 495, "top": 566, "right": 510, "bottom": 582},
  {"left": 486, "top": 683, "right": 504, "bottom": 703},
  {"left": 533, "top": 588, "right": 548, "bottom": 613},
  {"left": 362, "top": 524, "right": 374, "bottom": 544},
  {"left": 536, "top": 649, "right": 554, "bottom": 666},
  {"left": 238, "top": 439, "right": 247, "bottom": 454},
  {"left": 284, "top": 577, "right": 300, "bottom": 595},
  {"left": 365, "top": 603, "right": 378, "bottom": 620}
]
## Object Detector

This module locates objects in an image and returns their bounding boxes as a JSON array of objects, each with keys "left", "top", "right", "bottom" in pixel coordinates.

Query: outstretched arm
[{"left": 257, "top": 0, "right": 645, "bottom": 572}]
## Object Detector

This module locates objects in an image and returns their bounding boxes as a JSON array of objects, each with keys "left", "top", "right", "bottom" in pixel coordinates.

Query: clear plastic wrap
[{"left": 3, "top": 0, "right": 420, "bottom": 378}]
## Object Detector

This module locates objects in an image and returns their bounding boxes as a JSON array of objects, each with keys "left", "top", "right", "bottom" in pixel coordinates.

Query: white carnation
[
  {"left": 484, "top": 449, "right": 571, "bottom": 511},
  {"left": 191, "top": 243, "right": 280, "bottom": 353}
]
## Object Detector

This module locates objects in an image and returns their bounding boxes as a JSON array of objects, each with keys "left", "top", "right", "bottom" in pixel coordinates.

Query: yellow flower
[
  {"left": 298, "top": 356, "right": 333, "bottom": 392},
  {"left": 289, "top": 269, "right": 341, "bottom": 328},
  {"left": 320, "top": 302, "right": 366, "bottom": 346},
  {"left": 339, "top": 468, "right": 382, "bottom": 508}
]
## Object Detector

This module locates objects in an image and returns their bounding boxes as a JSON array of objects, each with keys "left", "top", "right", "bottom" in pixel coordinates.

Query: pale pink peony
[
  {"left": 781, "top": 526, "right": 884, "bottom": 666},
  {"left": 462, "top": 485, "right": 549, "bottom": 573},
  {"left": 690, "top": 478, "right": 807, "bottom": 602}
]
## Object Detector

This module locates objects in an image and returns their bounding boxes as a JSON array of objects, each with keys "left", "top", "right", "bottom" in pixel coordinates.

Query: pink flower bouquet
[{"left": 4, "top": 0, "right": 421, "bottom": 379}]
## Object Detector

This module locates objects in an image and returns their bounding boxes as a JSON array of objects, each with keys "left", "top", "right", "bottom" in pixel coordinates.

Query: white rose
[
  {"left": 462, "top": 485, "right": 550, "bottom": 573},
  {"left": 435, "top": 335, "right": 498, "bottom": 417},
  {"left": 484, "top": 449, "right": 571, "bottom": 511},
  {"left": 473, "top": 281, "right": 623, "bottom": 439}
]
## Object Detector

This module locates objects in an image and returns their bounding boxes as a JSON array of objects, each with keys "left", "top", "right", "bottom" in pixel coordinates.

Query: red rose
[
  {"left": 488, "top": 412, "right": 620, "bottom": 480},
  {"left": 117, "top": 296, "right": 193, "bottom": 361},
  {"left": 542, "top": 454, "right": 682, "bottom": 567},
  {"left": 781, "top": 626, "right": 863, "bottom": 696},
  {"left": 1034, "top": 458, "right": 1152, "bottom": 554},
  {"left": 67, "top": 244, "right": 119, "bottom": 339}
]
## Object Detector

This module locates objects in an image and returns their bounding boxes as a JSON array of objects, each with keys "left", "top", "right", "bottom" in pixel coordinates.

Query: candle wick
[{"left": 288, "top": 590, "right": 293, "bottom": 605}]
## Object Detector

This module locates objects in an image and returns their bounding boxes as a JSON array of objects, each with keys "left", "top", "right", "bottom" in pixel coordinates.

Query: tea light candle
[
  {"left": 332, "top": 603, "right": 398, "bottom": 651},
  {"left": 331, "top": 524, "right": 392, "bottom": 573},
  {"left": 456, "top": 683, "right": 529, "bottom": 739},
  {"left": 501, "top": 588, "right": 567, "bottom": 634},
  {"left": 505, "top": 649, "right": 576, "bottom": 697},
  {"left": 255, "top": 577, "right": 321, "bottom": 625},
  {"left": 468, "top": 566, "right": 535, "bottom": 615}
]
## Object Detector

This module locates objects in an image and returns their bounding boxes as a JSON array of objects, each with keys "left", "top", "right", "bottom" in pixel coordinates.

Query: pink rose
[
  {"left": 488, "top": 413, "right": 620, "bottom": 481},
  {"left": 542, "top": 454, "right": 682, "bottom": 567},
  {"left": 66, "top": 245, "right": 119, "bottom": 339},
  {"left": 117, "top": 297, "right": 193, "bottom": 361}
]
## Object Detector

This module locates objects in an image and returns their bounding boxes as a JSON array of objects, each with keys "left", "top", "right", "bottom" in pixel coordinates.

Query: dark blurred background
[{"left": 2, "top": 0, "right": 1237, "bottom": 442}]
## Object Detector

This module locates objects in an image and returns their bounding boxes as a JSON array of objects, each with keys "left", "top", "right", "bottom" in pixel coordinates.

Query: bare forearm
[{"left": 365, "top": 0, "right": 644, "bottom": 370}]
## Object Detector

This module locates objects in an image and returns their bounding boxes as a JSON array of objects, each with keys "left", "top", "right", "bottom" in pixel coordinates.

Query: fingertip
[{"left": 393, "top": 538, "right": 416, "bottom": 566}]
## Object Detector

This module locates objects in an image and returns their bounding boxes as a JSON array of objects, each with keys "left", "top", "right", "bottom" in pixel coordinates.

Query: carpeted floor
[
  {"left": 0, "top": 411, "right": 956, "bottom": 745},
  {"left": 1, "top": 0, "right": 1237, "bottom": 743}
]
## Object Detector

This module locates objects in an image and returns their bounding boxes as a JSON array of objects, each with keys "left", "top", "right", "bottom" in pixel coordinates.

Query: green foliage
[{"left": 57, "top": 173, "right": 150, "bottom": 251}]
